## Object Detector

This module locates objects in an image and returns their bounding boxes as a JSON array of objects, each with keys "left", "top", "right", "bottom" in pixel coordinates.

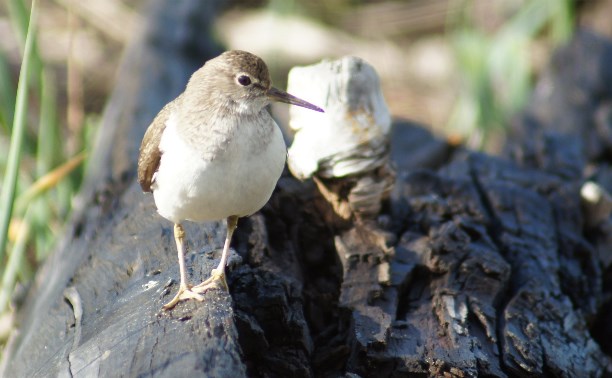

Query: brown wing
[{"left": 137, "top": 100, "right": 177, "bottom": 192}]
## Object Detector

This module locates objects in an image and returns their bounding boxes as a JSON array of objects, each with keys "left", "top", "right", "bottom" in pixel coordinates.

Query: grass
[
  {"left": 447, "top": 0, "right": 574, "bottom": 150},
  {"left": 0, "top": 0, "right": 38, "bottom": 306},
  {"left": 0, "top": 0, "right": 93, "bottom": 334}
]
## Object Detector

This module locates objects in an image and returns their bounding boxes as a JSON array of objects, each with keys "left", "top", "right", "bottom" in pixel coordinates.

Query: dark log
[{"left": 2, "top": 0, "right": 612, "bottom": 376}]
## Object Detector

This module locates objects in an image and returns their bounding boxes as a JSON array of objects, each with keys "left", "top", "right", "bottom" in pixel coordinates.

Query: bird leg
[
  {"left": 193, "top": 215, "right": 238, "bottom": 293},
  {"left": 163, "top": 223, "right": 205, "bottom": 310}
]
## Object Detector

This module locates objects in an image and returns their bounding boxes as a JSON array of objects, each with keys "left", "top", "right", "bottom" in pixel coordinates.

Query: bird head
[{"left": 188, "top": 50, "right": 324, "bottom": 115}]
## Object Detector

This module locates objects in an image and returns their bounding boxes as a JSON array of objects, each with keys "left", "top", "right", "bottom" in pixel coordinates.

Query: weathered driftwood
[
  {"left": 2, "top": 0, "right": 612, "bottom": 375},
  {"left": 287, "top": 56, "right": 395, "bottom": 220}
]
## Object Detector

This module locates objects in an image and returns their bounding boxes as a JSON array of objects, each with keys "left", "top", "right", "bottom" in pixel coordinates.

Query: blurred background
[{"left": 0, "top": 0, "right": 611, "bottom": 352}]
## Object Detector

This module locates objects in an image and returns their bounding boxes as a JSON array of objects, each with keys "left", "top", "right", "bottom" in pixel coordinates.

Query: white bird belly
[{"left": 152, "top": 116, "right": 286, "bottom": 223}]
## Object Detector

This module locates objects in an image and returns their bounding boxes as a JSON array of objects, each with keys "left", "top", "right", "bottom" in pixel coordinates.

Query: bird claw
[
  {"left": 162, "top": 285, "right": 205, "bottom": 310},
  {"left": 192, "top": 268, "right": 228, "bottom": 293}
]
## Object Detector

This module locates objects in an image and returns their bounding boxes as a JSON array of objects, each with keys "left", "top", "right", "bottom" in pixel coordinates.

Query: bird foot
[
  {"left": 192, "top": 268, "right": 228, "bottom": 293},
  {"left": 162, "top": 285, "right": 205, "bottom": 310}
]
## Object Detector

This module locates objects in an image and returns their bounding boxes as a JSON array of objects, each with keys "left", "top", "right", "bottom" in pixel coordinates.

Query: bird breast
[{"left": 152, "top": 111, "right": 287, "bottom": 223}]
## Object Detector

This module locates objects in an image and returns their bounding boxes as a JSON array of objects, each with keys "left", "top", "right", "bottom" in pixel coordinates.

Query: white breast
[{"left": 152, "top": 113, "right": 286, "bottom": 223}]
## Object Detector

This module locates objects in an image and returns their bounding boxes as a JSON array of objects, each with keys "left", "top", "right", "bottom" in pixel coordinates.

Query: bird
[{"left": 137, "top": 50, "right": 324, "bottom": 310}]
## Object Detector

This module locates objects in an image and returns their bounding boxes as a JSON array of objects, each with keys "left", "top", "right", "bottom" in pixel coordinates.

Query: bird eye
[{"left": 237, "top": 75, "right": 251, "bottom": 86}]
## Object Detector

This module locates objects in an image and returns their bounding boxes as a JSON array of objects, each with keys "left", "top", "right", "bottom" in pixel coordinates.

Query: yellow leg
[
  {"left": 193, "top": 216, "right": 238, "bottom": 293},
  {"left": 163, "top": 223, "right": 205, "bottom": 310}
]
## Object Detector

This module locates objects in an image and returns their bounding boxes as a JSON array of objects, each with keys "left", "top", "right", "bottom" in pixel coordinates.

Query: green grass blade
[
  {"left": 37, "top": 70, "right": 60, "bottom": 175},
  {"left": 7, "top": 0, "right": 42, "bottom": 88},
  {"left": 0, "top": 0, "right": 38, "bottom": 271},
  {"left": 0, "top": 49, "right": 16, "bottom": 134}
]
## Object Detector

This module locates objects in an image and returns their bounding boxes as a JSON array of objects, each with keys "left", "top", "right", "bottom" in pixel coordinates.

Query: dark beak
[{"left": 267, "top": 87, "right": 324, "bottom": 113}]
